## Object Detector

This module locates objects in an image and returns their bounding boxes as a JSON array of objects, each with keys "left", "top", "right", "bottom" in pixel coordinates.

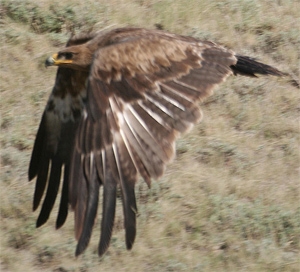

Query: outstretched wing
[
  {"left": 28, "top": 33, "right": 95, "bottom": 228},
  {"left": 29, "top": 33, "right": 97, "bottom": 229},
  {"left": 70, "top": 32, "right": 237, "bottom": 256},
  {"left": 28, "top": 67, "right": 88, "bottom": 229}
]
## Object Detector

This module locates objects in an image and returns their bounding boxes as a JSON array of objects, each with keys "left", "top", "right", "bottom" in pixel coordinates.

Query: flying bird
[{"left": 29, "top": 27, "right": 284, "bottom": 257}]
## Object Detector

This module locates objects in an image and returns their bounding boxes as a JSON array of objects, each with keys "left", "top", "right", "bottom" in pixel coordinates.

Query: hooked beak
[
  {"left": 45, "top": 53, "right": 73, "bottom": 67},
  {"left": 45, "top": 53, "right": 58, "bottom": 67}
]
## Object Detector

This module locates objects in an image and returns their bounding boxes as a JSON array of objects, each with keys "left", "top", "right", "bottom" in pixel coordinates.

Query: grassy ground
[{"left": 0, "top": 0, "right": 299, "bottom": 271}]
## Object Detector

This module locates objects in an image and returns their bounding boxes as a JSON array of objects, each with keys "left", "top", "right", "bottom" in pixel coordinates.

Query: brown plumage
[{"left": 29, "top": 27, "right": 284, "bottom": 257}]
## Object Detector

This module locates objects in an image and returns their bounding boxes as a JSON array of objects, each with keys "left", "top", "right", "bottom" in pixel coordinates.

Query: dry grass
[{"left": 1, "top": 0, "right": 299, "bottom": 271}]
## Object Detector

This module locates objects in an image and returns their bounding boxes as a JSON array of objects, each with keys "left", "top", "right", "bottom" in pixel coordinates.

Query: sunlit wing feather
[{"left": 69, "top": 31, "right": 238, "bottom": 256}]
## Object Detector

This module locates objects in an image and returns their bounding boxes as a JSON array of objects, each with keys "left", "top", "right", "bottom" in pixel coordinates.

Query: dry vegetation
[{"left": 0, "top": 0, "right": 299, "bottom": 271}]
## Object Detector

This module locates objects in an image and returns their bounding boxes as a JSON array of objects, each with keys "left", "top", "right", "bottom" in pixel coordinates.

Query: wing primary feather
[
  {"left": 36, "top": 159, "right": 62, "bottom": 227},
  {"left": 75, "top": 154, "right": 100, "bottom": 256},
  {"left": 98, "top": 167, "right": 117, "bottom": 257},
  {"left": 56, "top": 164, "right": 69, "bottom": 229},
  {"left": 74, "top": 156, "right": 88, "bottom": 240},
  {"left": 33, "top": 155, "right": 50, "bottom": 211},
  {"left": 30, "top": 113, "right": 51, "bottom": 211},
  {"left": 29, "top": 114, "right": 46, "bottom": 181},
  {"left": 112, "top": 142, "right": 137, "bottom": 250},
  {"left": 69, "top": 150, "right": 82, "bottom": 210},
  {"left": 84, "top": 118, "right": 93, "bottom": 153},
  {"left": 94, "top": 152, "right": 104, "bottom": 182},
  {"left": 232, "top": 55, "right": 285, "bottom": 77},
  {"left": 78, "top": 116, "right": 89, "bottom": 154}
]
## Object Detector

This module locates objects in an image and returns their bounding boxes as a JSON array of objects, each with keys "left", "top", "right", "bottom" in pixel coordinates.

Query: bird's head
[{"left": 45, "top": 44, "right": 93, "bottom": 71}]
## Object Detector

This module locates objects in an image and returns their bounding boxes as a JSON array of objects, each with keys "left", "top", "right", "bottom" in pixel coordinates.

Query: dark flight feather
[
  {"left": 232, "top": 55, "right": 286, "bottom": 77},
  {"left": 98, "top": 168, "right": 117, "bottom": 256},
  {"left": 56, "top": 164, "right": 70, "bottom": 229}
]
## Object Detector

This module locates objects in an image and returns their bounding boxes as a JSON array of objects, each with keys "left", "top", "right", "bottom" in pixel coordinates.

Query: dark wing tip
[
  {"left": 28, "top": 114, "right": 47, "bottom": 181},
  {"left": 98, "top": 241, "right": 110, "bottom": 257},
  {"left": 55, "top": 208, "right": 68, "bottom": 229},
  {"left": 33, "top": 199, "right": 40, "bottom": 212},
  {"left": 232, "top": 55, "right": 286, "bottom": 77},
  {"left": 28, "top": 169, "right": 36, "bottom": 182},
  {"left": 74, "top": 175, "right": 100, "bottom": 257},
  {"left": 36, "top": 214, "right": 48, "bottom": 228},
  {"left": 75, "top": 241, "right": 88, "bottom": 257},
  {"left": 125, "top": 225, "right": 136, "bottom": 250}
]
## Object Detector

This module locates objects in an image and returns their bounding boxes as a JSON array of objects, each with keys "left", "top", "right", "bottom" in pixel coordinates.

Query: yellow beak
[{"left": 45, "top": 53, "right": 73, "bottom": 67}]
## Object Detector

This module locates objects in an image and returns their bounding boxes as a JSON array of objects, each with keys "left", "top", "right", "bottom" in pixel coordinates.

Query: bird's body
[{"left": 29, "top": 27, "right": 284, "bottom": 257}]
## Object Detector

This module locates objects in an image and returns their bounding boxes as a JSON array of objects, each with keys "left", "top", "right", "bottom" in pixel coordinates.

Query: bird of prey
[{"left": 29, "top": 27, "right": 284, "bottom": 257}]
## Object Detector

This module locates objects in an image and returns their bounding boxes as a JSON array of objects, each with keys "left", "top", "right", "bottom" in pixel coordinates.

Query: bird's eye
[{"left": 65, "top": 52, "right": 73, "bottom": 60}]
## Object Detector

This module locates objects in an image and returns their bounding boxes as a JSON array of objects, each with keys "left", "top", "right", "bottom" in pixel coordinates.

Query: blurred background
[{"left": 0, "top": 0, "right": 299, "bottom": 271}]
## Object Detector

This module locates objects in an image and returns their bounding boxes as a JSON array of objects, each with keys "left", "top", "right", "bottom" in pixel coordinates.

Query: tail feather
[{"left": 231, "top": 55, "right": 286, "bottom": 77}]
